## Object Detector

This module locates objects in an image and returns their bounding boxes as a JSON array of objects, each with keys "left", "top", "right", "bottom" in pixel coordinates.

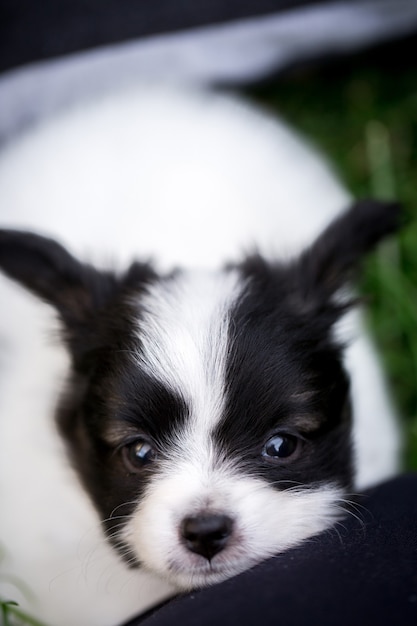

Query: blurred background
[{"left": 0, "top": 0, "right": 416, "bottom": 472}]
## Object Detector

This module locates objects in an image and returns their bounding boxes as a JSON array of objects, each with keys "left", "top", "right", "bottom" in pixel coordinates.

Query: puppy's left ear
[{"left": 291, "top": 199, "right": 403, "bottom": 311}]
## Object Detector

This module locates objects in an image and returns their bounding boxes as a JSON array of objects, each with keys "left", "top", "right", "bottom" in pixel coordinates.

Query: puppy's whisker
[
  {"left": 102, "top": 514, "right": 136, "bottom": 526},
  {"left": 108, "top": 501, "right": 140, "bottom": 519},
  {"left": 336, "top": 506, "right": 367, "bottom": 529},
  {"left": 338, "top": 497, "right": 371, "bottom": 515}
]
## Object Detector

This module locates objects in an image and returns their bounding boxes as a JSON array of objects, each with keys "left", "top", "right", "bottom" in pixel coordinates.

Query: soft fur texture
[{"left": 0, "top": 87, "right": 401, "bottom": 626}]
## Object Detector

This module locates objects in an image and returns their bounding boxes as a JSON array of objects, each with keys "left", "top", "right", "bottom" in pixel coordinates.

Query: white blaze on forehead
[{"left": 134, "top": 269, "right": 243, "bottom": 436}]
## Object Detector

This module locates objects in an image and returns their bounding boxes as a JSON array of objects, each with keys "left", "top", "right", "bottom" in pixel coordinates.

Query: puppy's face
[
  {"left": 0, "top": 200, "right": 401, "bottom": 589},
  {"left": 61, "top": 268, "right": 351, "bottom": 588}
]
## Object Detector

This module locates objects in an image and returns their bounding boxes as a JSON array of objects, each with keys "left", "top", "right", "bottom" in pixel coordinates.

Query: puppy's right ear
[{"left": 0, "top": 229, "right": 118, "bottom": 354}]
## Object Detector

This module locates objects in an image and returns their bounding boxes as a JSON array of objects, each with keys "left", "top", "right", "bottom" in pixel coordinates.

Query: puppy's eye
[
  {"left": 262, "top": 434, "right": 300, "bottom": 461},
  {"left": 122, "top": 439, "right": 157, "bottom": 472}
]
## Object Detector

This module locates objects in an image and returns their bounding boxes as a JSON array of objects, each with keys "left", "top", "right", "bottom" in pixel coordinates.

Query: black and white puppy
[{"left": 0, "top": 88, "right": 401, "bottom": 626}]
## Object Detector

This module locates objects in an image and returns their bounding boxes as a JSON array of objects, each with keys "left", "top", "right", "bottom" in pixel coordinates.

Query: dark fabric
[
  {"left": 0, "top": 0, "right": 329, "bottom": 73},
  {"left": 124, "top": 474, "right": 417, "bottom": 626}
]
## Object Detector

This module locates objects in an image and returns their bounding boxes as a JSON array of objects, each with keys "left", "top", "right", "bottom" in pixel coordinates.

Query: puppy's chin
[{"left": 163, "top": 554, "right": 261, "bottom": 591}]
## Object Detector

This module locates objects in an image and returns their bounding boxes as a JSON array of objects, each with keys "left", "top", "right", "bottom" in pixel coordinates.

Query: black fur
[
  {"left": 216, "top": 263, "right": 353, "bottom": 489},
  {"left": 215, "top": 200, "right": 402, "bottom": 489}
]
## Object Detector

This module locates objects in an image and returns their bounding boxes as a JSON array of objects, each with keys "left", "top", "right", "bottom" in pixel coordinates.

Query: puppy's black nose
[{"left": 180, "top": 514, "right": 234, "bottom": 561}]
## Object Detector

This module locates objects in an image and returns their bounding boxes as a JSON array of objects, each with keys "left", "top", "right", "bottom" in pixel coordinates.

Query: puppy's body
[{"left": 0, "top": 88, "right": 400, "bottom": 626}]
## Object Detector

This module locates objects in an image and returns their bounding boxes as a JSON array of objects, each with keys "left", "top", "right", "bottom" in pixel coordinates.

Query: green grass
[
  {"left": 250, "top": 41, "right": 417, "bottom": 470},
  {"left": 0, "top": 599, "right": 49, "bottom": 626}
]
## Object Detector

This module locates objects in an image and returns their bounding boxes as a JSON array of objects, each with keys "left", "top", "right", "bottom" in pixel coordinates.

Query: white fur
[
  {"left": 137, "top": 270, "right": 242, "bottom": 435},
  {"left": 0, "top": 86, "right": 400, "bottom": 626}
]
